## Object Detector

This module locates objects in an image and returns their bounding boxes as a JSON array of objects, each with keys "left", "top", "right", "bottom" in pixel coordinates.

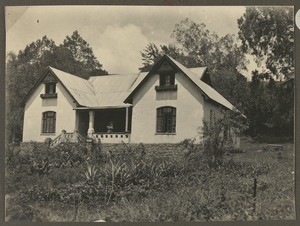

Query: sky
[{"left": 6, "top": 6, "right": 248, "bottom": 75}]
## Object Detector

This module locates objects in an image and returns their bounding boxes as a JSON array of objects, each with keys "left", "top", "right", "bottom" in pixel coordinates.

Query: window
[
  {"left": 40, "top": 82, "right": 57, "bottom": 99},
  {"left": 45, "top": 83, "right": 56, "bottom": 94},
  {"left": 159, "top": 72, "right": 175, "bottom": 86},
  {"left": 42, "top": 111, "right": 56, "bottom": 133},
  {"left": 155, "top": 72, "right": 177, "bottom": 91},
  {"left": 156, "top": 107, "right": 176, "bottom": 133}
]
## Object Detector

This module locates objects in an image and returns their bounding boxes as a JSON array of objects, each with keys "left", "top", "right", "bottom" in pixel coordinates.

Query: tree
[
  {"left": 139, "top": 42, "right": 199, "bottom": 72},
  {"left": 141, "top": 18, "right": 247, "bottom": 75},
  {"left": 172, "top": 19, "right": 247, "bottom": 75},
  {"left": 6, "top": 52, "right": 24, "bottom": 142},
  {"left": 238, "top": 7, "right": 294, "bottom": 137},
  {"left": 140, "top": 19, "right": 249, "bottom": 114},
  {"left": 63, "top": 30, "right": 107, "bottom": 77},
  {"left": 171, "top": 18, "right": 218, "bottom": 67},
  {"left": 140, "top": 43, "right": 162, "bottom": 72},
  {"left": 211, "top": 71, "right": 250, "bottom": 112},
  {"left": 238, "top": 7, "right": 294, "bottom": 77},
  {"left": 6, "top": 32, "right": 108, "bottom": 142}
]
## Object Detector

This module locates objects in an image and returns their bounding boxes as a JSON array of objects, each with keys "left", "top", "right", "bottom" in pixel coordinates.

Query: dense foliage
[
  {"left": 238, "top": 7, "right": 294, "bottom": 76},
  {"left": 140, "top": 12, "right": 294, "bottom": 137},
  {"left": 6, "top": 136, "right": 295, "bottom": 221},
  {"left": 6, "top": 31, "right": 107, "bottom": 142},
  {"left": 140, "top": 18, "right": 248, "bottom": 109},
  {"left": 244, "top": 70, "right": 294, "bottom": 136},
  {"left": 237, "top": 7, "right": 294, "bottom": 136}
]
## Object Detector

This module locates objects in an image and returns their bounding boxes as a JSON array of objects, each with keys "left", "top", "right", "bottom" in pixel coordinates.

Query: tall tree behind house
[
  {"left": 140, "top": 14, "right": 294, "bottom": 136},
  {"left": 140, "top": 18, "right": 249, "bottom": 112},
  {"left": 6, "top": 32, "right": 108, "bottom": 142},
  {"left": 238, "top": 7, "right": 294, "bottom": 136}
]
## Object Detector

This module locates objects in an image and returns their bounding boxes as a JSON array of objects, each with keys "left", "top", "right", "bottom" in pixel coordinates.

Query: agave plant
[{"left": 83, "top": 164, "right": 98, "bottom": 184}]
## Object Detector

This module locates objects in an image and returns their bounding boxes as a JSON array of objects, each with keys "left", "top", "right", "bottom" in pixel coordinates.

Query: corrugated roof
[
  {"left": 90, "top": 74, "right": 139, "bottom": 106},
  {"left": 49, "top": 67, "right": 147, "bottom": 108},
  {"left": 167, "top": 56, "right": 235, "bottom": 110},
  {"left": 49, "top": 67, "right": 98, "bottom": 107},
  {"left": 130, "top": 72, "right": 148, "bottom": 91},
  {"left": 49, "top": 56, "right": 235, "bottom": 110}
]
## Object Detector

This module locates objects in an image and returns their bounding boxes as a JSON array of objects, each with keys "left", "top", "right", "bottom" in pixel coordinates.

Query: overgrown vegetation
[
  {"left": 5, "top": 7, "right": 295, "bottom": 222},
  {"left": 6, "top": 118, "right": 295, "bottom": 222}
]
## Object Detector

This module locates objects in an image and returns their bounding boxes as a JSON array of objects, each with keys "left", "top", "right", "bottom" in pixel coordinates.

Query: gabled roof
[
  {"left": 19, "top": 67, "right": 78, "bottom": 107},
  {"left": 90, "top": 74, "right": 142, "bottom": 107},
  {"left": 20, "top": 66, "right": 147, "bottom": 108},
  {"left": 50, "top": 67, "right": 98, "bottom": 107},
  {"left": 21, "top": 55, "right": 235, "bottom": 111},
  {"left": 125, "top": 55, "right": 235, "bottom": 110},
  {"left": 168, "top": 56, "right": 234, "bottom": 110}
]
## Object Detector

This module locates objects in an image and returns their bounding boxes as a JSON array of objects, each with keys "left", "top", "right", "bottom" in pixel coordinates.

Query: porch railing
[
  {"left": 50, "top": 130, "right": 86, "bottom": 148},
  {"left": 93, "top": 132, "right": 130, "bottom": 144},
  {"left": 50, "top": 130, "right": 130, "bottom": 147}
]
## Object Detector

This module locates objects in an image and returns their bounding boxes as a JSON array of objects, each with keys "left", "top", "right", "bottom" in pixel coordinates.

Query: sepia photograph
[{"left": 4, "top": 4, "right": 296, "bottom": 222}]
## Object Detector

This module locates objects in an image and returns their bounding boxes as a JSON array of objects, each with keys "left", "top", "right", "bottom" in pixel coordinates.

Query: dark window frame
[
  {"left": 155, "top": 72, "right": 177, "bottom": 91},
  {"left": 159, "top": 72, "right": 175, "bottom": 86},
  {"left": 45, "top": 82, "right": 56, "bottom": 95},
  {"left": 40, "top": 82, "right": 58, "bottom": 99},
  {"left": 42, "top": 111, "right": 56, "bottom": 133},
  {"left": 156, "top": 106, "right": 176, "bottom": 133}
]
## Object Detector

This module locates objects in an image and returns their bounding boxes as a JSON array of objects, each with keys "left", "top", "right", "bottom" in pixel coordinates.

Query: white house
[{"left": 20, "top": 55, "right": 238, "bottom": 145}]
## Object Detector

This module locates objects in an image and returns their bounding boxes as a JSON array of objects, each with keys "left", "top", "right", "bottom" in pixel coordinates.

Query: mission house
[{"left": 20, "top": 55, "right": 240, "bottom": 147}]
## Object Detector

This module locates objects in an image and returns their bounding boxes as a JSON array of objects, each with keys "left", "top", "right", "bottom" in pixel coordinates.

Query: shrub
[
  {"left": 5, "top": 135, "right": 294, "bottom": 222},
  {"left": 182, "top": 110, "right": 248, "bottom": 169}
]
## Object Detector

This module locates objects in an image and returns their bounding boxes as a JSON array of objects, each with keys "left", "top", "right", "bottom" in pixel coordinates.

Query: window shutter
[
  {"left": 172, "top": 108, "right": 176, "bottom": 132},
  {"left": 157, "top": 108, "right": 162, "bottom": 132},
  {"left": 170, "top": 73, "right": 175, "bottom": 85}
]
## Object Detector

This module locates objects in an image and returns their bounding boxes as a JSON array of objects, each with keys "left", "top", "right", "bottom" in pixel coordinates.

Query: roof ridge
[{"left": 49, "top": 66, "right": 96, "bottom": 95}]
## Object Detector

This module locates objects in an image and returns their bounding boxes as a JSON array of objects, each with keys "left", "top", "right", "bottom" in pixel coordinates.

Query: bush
[
  {"left": 5, "top": 136, "right": 294, "bottom": 222},
  {"left": 182, "top": 110, "right": 247, "bottom": 169}
]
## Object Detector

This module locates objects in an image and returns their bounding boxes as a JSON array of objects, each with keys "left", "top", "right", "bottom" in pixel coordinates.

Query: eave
[{"left": 18, "top": 66, "right": 80, "bottom": 107}]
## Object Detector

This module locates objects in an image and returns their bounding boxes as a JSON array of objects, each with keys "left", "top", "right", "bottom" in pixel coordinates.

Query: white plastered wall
[
  {"left": 22, "top": 82, "right": 77, "bottom": 142},
  {"left": 130, "top": 72, "right": 206, "bottom": 143}
]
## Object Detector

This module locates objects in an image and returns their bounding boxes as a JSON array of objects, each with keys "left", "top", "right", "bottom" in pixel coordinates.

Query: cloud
[
  {"left": 6, "top": 6, "right": 247, "bottom": 74},
  {"left": 94, "top": 24, "right": 149, "bottom": 74}
]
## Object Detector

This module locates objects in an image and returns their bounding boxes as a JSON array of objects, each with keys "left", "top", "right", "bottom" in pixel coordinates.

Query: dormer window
[
  {"left": 160, "top": 72, "right": 175, "bottom": 86},
  {"left": 155, "top": 72, "right": 177, "bottom": 91},
  {"left": 45, "top": 82, "right": 56, "bottom": 94},
  {"left": 40, "top": 82, "right": 57, "bottom": 99},
  {"left": 154, "top": 61, "right": 178, "bottom": 91},
  {"left": 40, "top": 72, "right": 58, "bottom": 99}
]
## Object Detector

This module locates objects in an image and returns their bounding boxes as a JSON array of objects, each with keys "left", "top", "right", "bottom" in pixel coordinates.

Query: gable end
[
  {"left": 19, "top": 67, "right": 80, "bottom": 107},
  {"left": 124, "top": 55, "right": 208, "bottom": 103}
]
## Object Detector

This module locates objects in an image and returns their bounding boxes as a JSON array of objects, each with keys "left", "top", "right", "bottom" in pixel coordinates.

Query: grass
[{"left": 5, "top": 136, "right": 295, "bottom": 222}]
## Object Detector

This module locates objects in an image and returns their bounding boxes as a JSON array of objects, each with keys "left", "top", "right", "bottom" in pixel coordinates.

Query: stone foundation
[{"left": 99, "top": 143, "right": 187, "bottom": 159}]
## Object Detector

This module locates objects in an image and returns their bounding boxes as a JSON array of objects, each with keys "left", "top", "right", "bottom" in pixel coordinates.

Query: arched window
[
  {"left": 42, "top": 111, "right": 56, "bottom": 133},
  {"left": 156, "top": 107, "right": 176, "bottom": 133}
]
